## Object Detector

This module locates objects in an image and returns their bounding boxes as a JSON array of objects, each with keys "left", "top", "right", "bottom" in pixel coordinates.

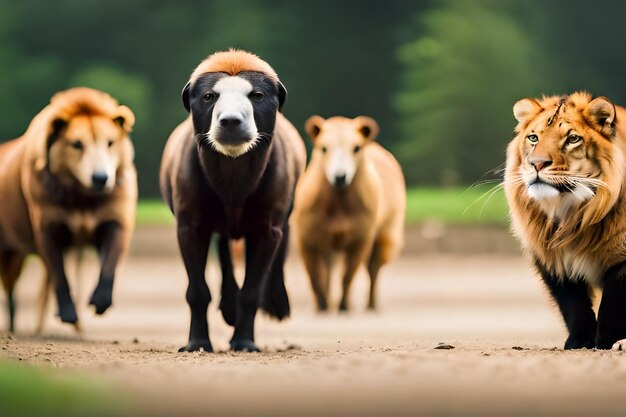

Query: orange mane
[{"left": 190, "top": 49, "right": 279, "bottom": 83}]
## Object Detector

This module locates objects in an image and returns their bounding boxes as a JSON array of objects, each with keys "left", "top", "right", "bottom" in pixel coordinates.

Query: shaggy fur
[
  {"left": 0, "top": 87, "right": 137, "bottom": 332},
  {"left": 294, "top": 116, "right": 405, "bottom": 311},
  {"left": 504, "top": 91, "right": 626, "bottom": 349}
]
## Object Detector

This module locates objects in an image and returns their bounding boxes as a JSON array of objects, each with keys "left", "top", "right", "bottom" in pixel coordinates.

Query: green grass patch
[
  {"left": 136, "top": 185, "right": 509, "bottom": 226},
  {"left": 0, "top": 361, "right": 130, "bottom": 417},
  {"left": 405, "top": 185, "right": 508, "bottom": 225},
  {"left": 136, "top": 199, "right": 173, "bottom": 226}
]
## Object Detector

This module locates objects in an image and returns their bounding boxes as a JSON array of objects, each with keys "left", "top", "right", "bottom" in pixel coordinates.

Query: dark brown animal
[
  {"left": 0, "top": 87, "right": 137, "bottom": 332},
  {"left": 160, "top": 50, "right": 306, "bottom": 352}
]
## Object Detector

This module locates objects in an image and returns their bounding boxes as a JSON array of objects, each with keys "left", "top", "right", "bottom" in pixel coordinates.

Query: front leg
[
  {"left": 37, "top": 223, "right": 78, "bottom": 325},
  {"left": 230, "top": 225, "right": 282, "bottom": 352},
  {"left": 537, "top": 262, "right": 596, "bottom": 349},
  {"left": 89, "top": 221, "right": 126, "bottom": 315},
  {"left": 596, "top": 264, "right": 626, "bottom": 349},
  {"left": 177, "top": 222, "right": 212, "bottom": 352}
]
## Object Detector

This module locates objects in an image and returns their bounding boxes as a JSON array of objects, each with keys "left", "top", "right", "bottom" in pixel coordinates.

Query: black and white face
[{"left": 183, "top": 71, "right": 286, "bottom": 158}]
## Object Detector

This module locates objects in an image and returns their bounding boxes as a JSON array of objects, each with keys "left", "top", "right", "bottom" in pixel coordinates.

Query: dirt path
[{"left": 2, "top": 246, "right": 626, "bottom": 416}]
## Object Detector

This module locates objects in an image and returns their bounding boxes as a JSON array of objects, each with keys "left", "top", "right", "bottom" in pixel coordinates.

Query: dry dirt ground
[{"left": 2, "top": 227, "right": 626, "bottom": 417}]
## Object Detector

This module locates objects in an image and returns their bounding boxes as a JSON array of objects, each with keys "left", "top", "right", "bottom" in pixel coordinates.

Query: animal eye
[
  {"left": 527, "top": 134, "right": 538, "bottom": 144},
  {"left": 250, "top": 92, "right": 264, "bottom": 102},
  {"left": 203, "top": 92, "right": 217, "bottom": 102},
  {"left": 321, "top": 146, "right": 327, "bottom": 154},
  {"left": 353, "top": 145, "right": 361, "bottom": 154},
  {"left": 108, "top": 140, "right": 115, "bottom": 148},
  {"left": 567, "top": 134, "right": 582, "bottom": 144},
  {"left": 71, "top": 140, "right": 83, "bottom": 150}
]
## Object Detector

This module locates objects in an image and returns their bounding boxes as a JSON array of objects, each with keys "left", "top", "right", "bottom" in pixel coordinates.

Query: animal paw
[
  {"left": 611, "top": 340, "right": 626, "bottom": 351},
  {"left": 564, "top": 334, "right": 595, "bottom": 350},
  {"left": 178, "top": 339, "right": 213, "bottom": 353},
  {"left": 58, "top": 303, "right": 78, "bottom": 324},
  {"left": 230, "top": 338, "right": 260, "bottom": 352},
  {"left": 89, "top": 284, "right": 113, "bottom": 315}
]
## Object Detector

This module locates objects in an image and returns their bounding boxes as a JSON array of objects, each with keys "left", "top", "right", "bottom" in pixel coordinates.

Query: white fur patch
[
  {"left": 527, "top": 182, "right": 560, "bottom": 200},
  {"left": 325, "top": 148, "right": 356, "bottom": 186},
  {"left": 206, "top": 76, "right": 258, "bottom": 158},
  {"left": 562, "top": 250, "right": 602, "bottom": 286},
  {"left": 570, "top": 184, "right": 595, "bottom": 202}
]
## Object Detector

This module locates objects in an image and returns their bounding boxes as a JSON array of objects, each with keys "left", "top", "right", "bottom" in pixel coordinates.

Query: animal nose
[
  {"left": 334, "top": 174, "right": 347, "bottom": 187},
  {"left": 219, "top": 114, "right": 243, "bottom": 128},
  {"left": 91, "top": 172, "right": 109, "bottom": 190},
  {"left": 528, "top": 156, "right": 552, "bottom": 172}
]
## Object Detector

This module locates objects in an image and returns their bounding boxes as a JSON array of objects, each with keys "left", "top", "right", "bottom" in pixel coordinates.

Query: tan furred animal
[
  {"left": 0, "top": 87, "right": 137, "bottom": 332},
  {"left": 294, "top": 116, "right": 405, "bottom": 311},
  {"left": 505, "top": 91, "right": 626, "bottom": 349}
]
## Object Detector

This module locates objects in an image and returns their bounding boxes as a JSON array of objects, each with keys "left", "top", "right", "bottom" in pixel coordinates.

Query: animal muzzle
[
  {"left": 91, "top": 172, "right": 110, "bottom": 191},
  {"left": 215, "top": 113, "right": 254, "bottom": 145},
  {"left": 333, "top": 174, "right": 348, "bottom": 188}
]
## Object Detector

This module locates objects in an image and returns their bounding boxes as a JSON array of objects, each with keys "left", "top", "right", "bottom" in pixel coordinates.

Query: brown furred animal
[
  {"left": 294, "top": 116, "right": 405, "bottom": 311},
  {"left": 160, "top": 50, "right": 306, "bottom": 352},
  {"left": 505, "top": 91, "right": 626, "bottom": 349},
  {"left": 0, "top": 87, "right": 137, "bottom": 332}
]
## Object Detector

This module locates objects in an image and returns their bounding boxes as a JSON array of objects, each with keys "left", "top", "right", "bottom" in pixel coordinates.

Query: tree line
[{"left": 1, "top": 0, "right": 623, "bottom": 196}]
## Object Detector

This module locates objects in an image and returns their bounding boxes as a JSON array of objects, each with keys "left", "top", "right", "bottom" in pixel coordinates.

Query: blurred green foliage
[
  {"left": 0, "top": 361, "right": 128, "bottom": 417},
  {"left": 1, "top": 0, "right": 624, "bottom": 196},
  {"left": 136, "top": 185, "right": 508, "bottom": 226}
]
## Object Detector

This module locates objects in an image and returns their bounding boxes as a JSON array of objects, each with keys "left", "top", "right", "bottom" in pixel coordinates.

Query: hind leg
[
  {"left": 261, "top": 222, "right": 290, "bottom": 320},
  {"left": 218, "top": 235, "right": 239, "bottom": 326},
  {"left": 35, "top": 271, "right": 51, "bottom": 335},
  {"left": 0, "top": 251, "right": 25, "bottom": 333},
  {"left": 367, "top": 242, "right": 383, "bottom": 311},
  {"left": 596, "top": 265, "right": 626, "bottom": 349}
]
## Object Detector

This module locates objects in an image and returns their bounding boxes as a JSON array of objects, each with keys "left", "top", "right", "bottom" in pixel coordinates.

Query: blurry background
[{"left": 1, "top": 0, "right": 625, "bottom": 200}]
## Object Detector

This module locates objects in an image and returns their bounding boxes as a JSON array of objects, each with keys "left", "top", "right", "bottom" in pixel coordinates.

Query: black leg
[
  {"left": 38, "top": 224, "right": 78, "bottom": 325},
  {"left": 538, "top": 263, "right": 596, "bottom": 349},
  {"left": 177, "top": 223, "right": 212, "bottom": 353},
  {"left": 218, "top": 235, "right": 239, "bottom": 327},
  {"left": 0, "top": 251, "right": 24, "bottom": 333},
  {"left": 260, "top": 222, "right": 290, "bottom": 320},
  {"left": 230, "top": 225, "right": 282, "bottom": 352},
  {"left": 596, "top": 264, "right": 626, "bottom": 349},
  {"left": 89, "top": 221, "right": 125, "bottom": 315}
]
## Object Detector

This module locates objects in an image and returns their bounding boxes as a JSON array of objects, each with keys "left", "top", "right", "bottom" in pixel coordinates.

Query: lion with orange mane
[{"left": 505, "top": 92, "right": 626, "bottom": 349}]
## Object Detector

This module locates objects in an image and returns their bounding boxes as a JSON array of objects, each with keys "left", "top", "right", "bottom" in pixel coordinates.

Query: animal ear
[
  {"left": 36, "top": 117, "right": 67, "bottom": 171},
  {"left": 277, "top": 81, "right": 287, "bottom": 112},
  {"left": 513, "top": 98, "right": 542, "bottom": 123},
  {"left": 305, "top": 115, "right": 324, "bottom": 142},
  {"left": 585, "top": 96, "right": 616, "bottom": 137},
  {"left": 182, "top": 81, "right": 191, "bottom": 113},
  {"left": 355, "top": 116, "right": 379, "bottom": 141},
  {"left": 114, "top": 105, "right": 135, "bottom": 133}
]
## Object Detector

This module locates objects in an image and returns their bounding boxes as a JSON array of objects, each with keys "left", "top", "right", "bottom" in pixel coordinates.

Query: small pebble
[
  {"left": 132, "top": 338, "right": 139, "bottom": 344},
  {"left": 512, "top": 346, "right": 524, "bottom": 351},
  {"left": 434, "top": 342, "right": 455, "bottom": 350}
]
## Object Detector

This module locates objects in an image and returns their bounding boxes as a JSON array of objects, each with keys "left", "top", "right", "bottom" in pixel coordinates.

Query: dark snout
[
  {"left": 91, "top": 172, "right": 109, "bottom": 190},
  {"left": 333, "top": 174, "right": 347, "bottom": 188},
  {"left": 216, "top": 113, "right": 251, "bottom": 145}
]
